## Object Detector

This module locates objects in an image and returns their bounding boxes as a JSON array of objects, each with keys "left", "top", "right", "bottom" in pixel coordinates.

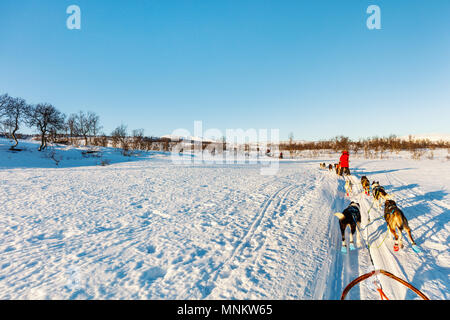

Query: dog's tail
[{"left": 334, "top": 212, "right": 345, "bottom": 220}]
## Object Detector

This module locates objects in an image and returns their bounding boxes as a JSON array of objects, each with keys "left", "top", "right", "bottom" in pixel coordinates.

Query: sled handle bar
[{"left": 341, "top": 269, "right": 429, "bottom": 300}]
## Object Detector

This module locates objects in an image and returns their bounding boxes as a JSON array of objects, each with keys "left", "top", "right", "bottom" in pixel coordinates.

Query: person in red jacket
[{"left": 339, "top": 150, "right": 351, "bottom": 176}]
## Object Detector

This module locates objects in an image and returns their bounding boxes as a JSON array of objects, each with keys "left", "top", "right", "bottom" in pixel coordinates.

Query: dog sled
[{"left": 341, "top": 269, "right": 429, "bottom": 300}]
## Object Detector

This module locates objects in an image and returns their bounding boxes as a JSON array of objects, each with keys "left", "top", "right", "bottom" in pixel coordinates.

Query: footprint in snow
[
  {"left": 139, "top": 267, "right": 166, "bottom": 286},
  {"left": 137, "top": 244, "right": 156, "bottom": 254},
  {"left": 146, "top": 245, "right": 156, "bottom": 254}
]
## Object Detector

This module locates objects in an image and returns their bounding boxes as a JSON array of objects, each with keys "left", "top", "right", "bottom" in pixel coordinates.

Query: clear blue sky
[{"left": 1, "top": 0, "right": 449, "bottom": 140}]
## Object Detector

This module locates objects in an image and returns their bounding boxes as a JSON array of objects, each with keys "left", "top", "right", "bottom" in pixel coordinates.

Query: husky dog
[
  {"left": 345, "top": 179, "right": 353, "bottom": 197},
  {"left": 328, "top": 164, "right": 333, "bottom": 171},
  {"left": 335, "top": 164, "right": 341, "bottom": 175},
  {"left": 384, "top": 200, "right": 416, "bottom": 251},
  {"left": 320, "top": 163, "right": 326, "bottom": 169},
  {"left": 372, "top": 181, "right": 391, "bottom": 208},
  {"left": 361, "top": 176, "right": 370, "bottom": 195},
  {"left": 334, "top": 202, "right": 362, "bottom": 252}
]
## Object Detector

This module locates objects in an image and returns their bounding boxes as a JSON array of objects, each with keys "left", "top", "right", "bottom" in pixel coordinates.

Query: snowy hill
[{"left": 0, "top": 138, "right": 160, "bottom": 169}]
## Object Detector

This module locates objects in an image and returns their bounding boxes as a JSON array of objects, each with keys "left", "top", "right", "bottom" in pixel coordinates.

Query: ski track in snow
[{"left": 0, "top": 140, "right": 449, "bottom": 300}]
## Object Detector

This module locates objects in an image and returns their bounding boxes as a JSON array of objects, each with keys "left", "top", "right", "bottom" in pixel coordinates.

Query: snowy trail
[
  {"left": 206, "top": 182, "right": 302, "bottom": 298},
  {"left": 346, "top": 161, "right": 449, "bottom": 300},
  {"left": 208, "top": 171, "right": 338, "bottom": 299}
]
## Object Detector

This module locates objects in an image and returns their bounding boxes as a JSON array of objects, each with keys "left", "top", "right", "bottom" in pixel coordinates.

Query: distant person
[
  {"left": 279, "top": 152, "right": 283, "bottom": 159},
  {"left": 339, "top": 150, "right": 351, "bottom": 176}
]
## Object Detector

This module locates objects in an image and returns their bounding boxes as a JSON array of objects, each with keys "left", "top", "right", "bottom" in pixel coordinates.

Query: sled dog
[
  {"left": 361, "top": 176, "right": 370, "bottom": 195},
  {"left": 334, "top": 202, "right": 362, "bottom": 251},
  {"left": 335, "top": 164, "right": 341, "bottom": 175},
  {"left": 384, "top": 200, "right": 416, "bottom": 250},
  {"left": 372, "top": 181, "right": 391, "bottom": 208},
  {"left": 345, "top": 179, "right": 353, "bottom": 197}
]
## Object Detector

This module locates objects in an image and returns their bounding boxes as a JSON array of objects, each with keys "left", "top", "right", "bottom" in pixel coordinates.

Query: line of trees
[
  {"left": 1, "top": 94, "right": 67, "bottom": 151},
  {"left": 2, "top": 92, "right": 449, "bottom": 155},
  {"left": 0, "top": 93, "right": 176, "bottom": 154},
  {"left": 280, "top": 134, "right": 450, "bottom": 154},
  {"left": 0, "top": 93, "right": 106, "bottom": 151}
]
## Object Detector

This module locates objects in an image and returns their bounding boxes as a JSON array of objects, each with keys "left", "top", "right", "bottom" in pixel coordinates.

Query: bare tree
[
  {"left": 0, "top": 94, "right": 11, "bottom": 118},
  {"left": 131, "top": 128, "right": 144, "bottom": 150},
  {"left": 66, "top": 113, "right": 78, "bottom": 143},
  {"left": 89, "top": 112, "right": 102, "bottom": 137},
  {"left": 2, "top": 96, "right": 29, "bottom": 149},
  {"left": 0, "top": 94, "right": 10, "bottom": 137},
  {"left": 26, "top": 103, "right": 66, "bottom": 151},
  {"left": 111, "top": 124, "right": 128, "bottom": 152},
  {"left": 0, "top": 94, "right": 13, "bottom": 138},
  {"left": 71, "top": 111, "right": 101, "bottom": 146},
  {"left": 75, "top": 111, "right": 90, "bottom": 146}
]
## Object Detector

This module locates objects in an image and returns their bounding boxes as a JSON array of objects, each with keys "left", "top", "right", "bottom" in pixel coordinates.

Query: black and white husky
[{"left": 334, "top": 202, "right": 362, "bottom": 252}]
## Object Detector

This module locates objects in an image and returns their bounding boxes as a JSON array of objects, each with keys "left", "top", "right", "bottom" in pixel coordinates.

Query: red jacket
[{"left": 339, "top": 151, "right": 349, "bottom": 168}]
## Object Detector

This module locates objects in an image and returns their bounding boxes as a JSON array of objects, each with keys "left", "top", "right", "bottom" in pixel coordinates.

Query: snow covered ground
[{"left": 0, "top": 138, "right": 448, "bottom": 300}]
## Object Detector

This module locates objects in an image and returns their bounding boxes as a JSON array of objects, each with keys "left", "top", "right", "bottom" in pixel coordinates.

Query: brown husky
[
  {"left": 361, "top": 176, "right": 370, "bottom": 195},
  {"left": 384, "top": 200, "right": 416, "bottom": 251}
]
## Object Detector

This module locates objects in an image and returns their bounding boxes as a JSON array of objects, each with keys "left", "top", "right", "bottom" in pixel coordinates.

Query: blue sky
[{"left": 1, "top": 0, "right": 449, "bottom": 140}]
